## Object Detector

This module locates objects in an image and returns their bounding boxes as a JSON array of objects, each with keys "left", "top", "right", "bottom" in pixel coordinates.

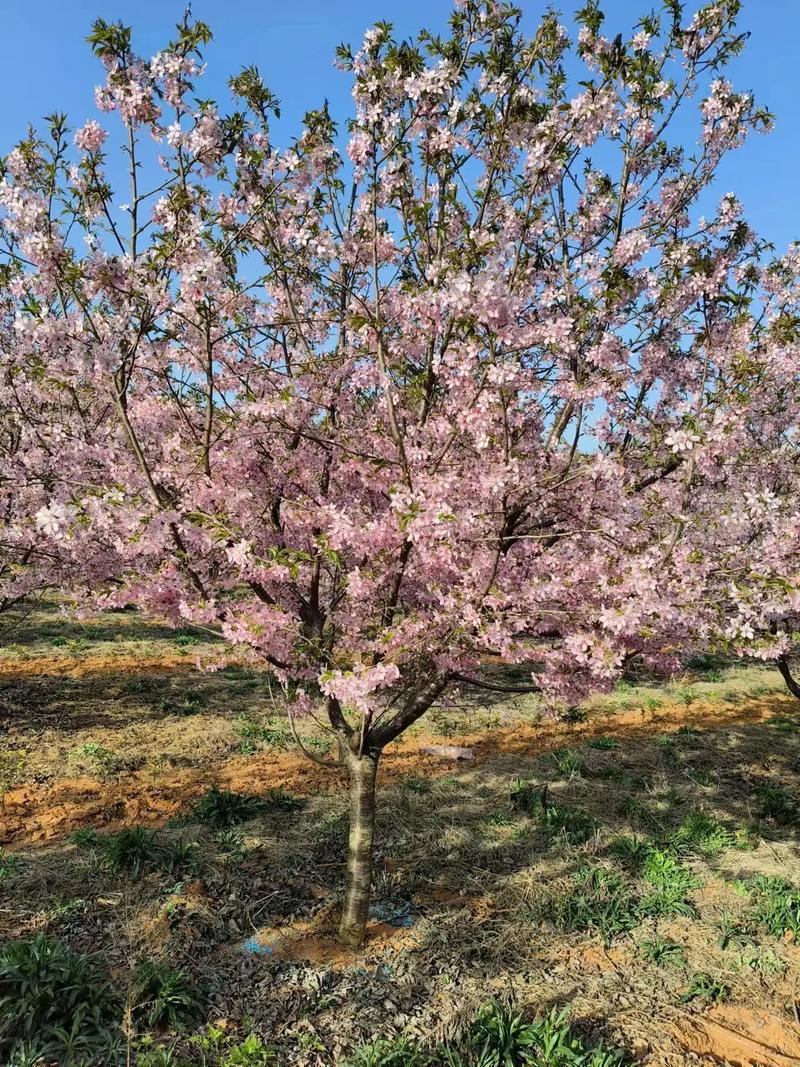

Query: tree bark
[
  {"left": 339, "top": 750, "right": 379, "bottom": 949},
  {"left": 777, "top": 654, "right": 800, "bottom": 700}
]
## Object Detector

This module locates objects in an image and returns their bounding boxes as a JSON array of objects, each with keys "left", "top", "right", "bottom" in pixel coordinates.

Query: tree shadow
[
  {"left": 0, "top": 601, "right": 219, "bottom": 648},
  {"left": 3, "top": 699, "right": 800, "bottom": 1062}
]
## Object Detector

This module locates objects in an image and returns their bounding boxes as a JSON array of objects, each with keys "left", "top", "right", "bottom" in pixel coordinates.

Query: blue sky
[{"left": 1, "top": 0, "right": 798, "bottom": 250}]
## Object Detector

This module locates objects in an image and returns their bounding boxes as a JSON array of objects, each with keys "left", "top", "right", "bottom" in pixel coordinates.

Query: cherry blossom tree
[{"left": 1, "top": 0, "right": 795, "bottom": 946}]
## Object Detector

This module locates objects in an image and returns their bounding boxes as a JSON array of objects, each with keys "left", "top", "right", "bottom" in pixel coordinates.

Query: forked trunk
[{"left": 339, "top": 750, "right": 379, "bottom": 948}]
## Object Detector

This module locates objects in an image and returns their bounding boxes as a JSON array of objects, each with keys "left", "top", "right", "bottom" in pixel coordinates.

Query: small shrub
[
  {"left": 131, "top": 961, "right": 205, "bottom": 1029},
  {"left": 194, "top": 786, "right": 261, "bottom": 827}
]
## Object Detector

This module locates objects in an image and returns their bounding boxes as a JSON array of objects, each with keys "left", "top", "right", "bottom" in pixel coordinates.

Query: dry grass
[{"left": 2, "top": 601, "right": 800, "bottom": 1065}]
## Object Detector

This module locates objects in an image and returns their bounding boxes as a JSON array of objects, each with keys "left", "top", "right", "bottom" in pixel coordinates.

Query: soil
[
  {"left": 3, "top": 602, "right": 800, "bottom": 1065},
  {"left": 3, "top": 692, "right": 792, "bottom": 846}
]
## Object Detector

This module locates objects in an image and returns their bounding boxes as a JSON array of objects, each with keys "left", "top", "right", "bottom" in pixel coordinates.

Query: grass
[
  {"left": 4, "top": 599, "right": 800, "bottom": 1063},
  {"left": 749, "top": 876, "right": 800, "bottom": 938},
  {"left": 638, "top": 937, "right": 686, "bottom": 968},
  {"left": 131, "top": 962, "right": 205, "bottom": 1029},
  {"left": 193, "top": 786, "right": 263, "bottom": 828},
  {"left": 756, "top": 784, "right": 797, "bottom": 824},
  {"left": 0, "top": 934, "right": 119, "bottom": 1063},
  {"left": 679, "top": 973, "right": 729, "bottom": 1004},
  {"left": 343, "top": 1002, "right": 625, "bottom": 1067}
]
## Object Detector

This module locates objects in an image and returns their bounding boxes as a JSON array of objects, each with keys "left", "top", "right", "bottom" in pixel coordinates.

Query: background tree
[{"left": 1, "top": 0, "right": 795, "bottom": 947}]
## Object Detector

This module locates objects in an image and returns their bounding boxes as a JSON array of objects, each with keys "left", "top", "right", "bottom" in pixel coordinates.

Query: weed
[
  {"left": 401, "top": 776, "right": 432, "bottom": 794},
  {"left": 531, "top": 866, "right": 639, "bottom": 945},
  {"left": 539, "top": 800, "right": 597, "bottom": 846},
  {"left": 551, "top": 748, "right": 585, "bottom": 777},
  {"left": 217, "top": 828, "right": 248, "bottom": 860},
  {"left": 637, "top": 851, "right": 699, "bottom": 919},
  {"left": 69, "top": 827, "right": 102, "bottom": 848},
  {"left": 739, "top": 947, "right": 785, "bottom": 977},
  {"left": 716, "top": 913, "right": 754, "bottom": 951},
  {"left": 511, "top": 782, "right": 597, "bottom": 843},
  {"left": 750, "top": 876, "right": 800, "bottom": 938},
  {"left": 445, "top": 1002, "right": 625, "bottom": 1066},
  {"left": 561, "top": 706, "right": 588, "bottom": 724},
  {"left": 756, "top": 784, "right": 797, "bottom": 824},
  {"left": 174, "top": 633, "right": 200, "bottom": 646},
  {"left": 617, "top": 797, "right": 658, "bottom": 828},
  {"left": 160, "top": 838, "right": 202, "bottom": 875},
  {"left": 343, "top": 1036, "right": 427, "bottom": 1066},
  {"left": 768, "top": 716, "right": 797, "bottom": 734},
  {"left": 194, "top": 786, "right": 262, "bottom": 827},
  {"left": 668, "top": 811, "right": 734, "bottom": 858},
  {"left": 138, "top": 1049, "right": 191, "bottom": 1067},
  {"left": 263, "top": 787, "right": 305, "bottom": 812},
  {"left": 0, "top": 848, "right": 19, "bottom": 882},
  {"left": 608, "top": 834, "right": 651, "bottom": 871},
  {"left": 160, "top": 698, "right": 203, "bottom": 717},
  {"left": 221, "top": 1034, "right": 278, "bottom": 1066},
  {"left": 587, "top": 737, "right": 619, "bottom": 750},
  {"left": 131, "top": 961, "right": 205, "bottom": 1029},
  {"left": 0, "top": 934, "right": 118, "bottom": 1062},
  {"left": 236, "top": 717, "right": 291, "bottom": 749},
  {"left": 639, "top": 937, "right": 686, "bottom": 968},
  {"left": 680, "top": 973, "right": 729, "bottom": 1004},
  {"left": 510, "top": 778, "right": 541, "bottom": 814},
  {"left": 733, "top": 826, "right": 759, "bottom": 851},
  {"left": 304, "top": 736, "right": 332, "bottom": 756},
  {"left": 73, "top": 741, "right": 119, "bottom": 778},
  {"left": 100, "top": 826, "right": 161, "bottom": 878}
]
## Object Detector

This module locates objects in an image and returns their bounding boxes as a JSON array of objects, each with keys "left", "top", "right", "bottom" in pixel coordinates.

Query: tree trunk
[
  {"left": 339, "top": 750, "right": 379, "bottom": 949},
  {"left": 777, "top": 654, "right": 800, "bottom": 700}
]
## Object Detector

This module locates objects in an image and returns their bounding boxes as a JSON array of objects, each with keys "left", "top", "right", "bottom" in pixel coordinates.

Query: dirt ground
[{"left": 3, "top": 601, "right": 800, "bottom": 1065}]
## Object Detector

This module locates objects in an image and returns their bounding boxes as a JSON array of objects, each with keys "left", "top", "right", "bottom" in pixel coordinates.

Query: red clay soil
[
  {"left": 670, "top": 1005, "right": 800, "bottom": 1066},
  {"left": 1, "top": 694, "right": 792, "bottom": 847}
]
